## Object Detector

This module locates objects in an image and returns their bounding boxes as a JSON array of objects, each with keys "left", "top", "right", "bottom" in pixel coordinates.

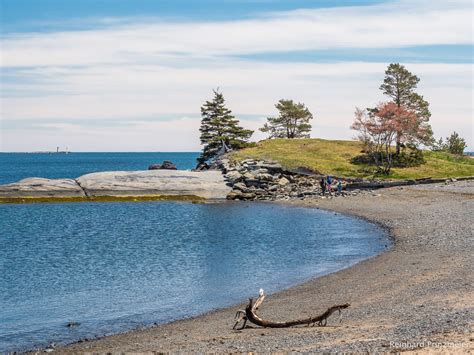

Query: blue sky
[
  {"left": 2, "top": 0, "right": 388, "bottom": 30},
  {"left": 1, "top": 0, "right": 473, "bottom": 151}
]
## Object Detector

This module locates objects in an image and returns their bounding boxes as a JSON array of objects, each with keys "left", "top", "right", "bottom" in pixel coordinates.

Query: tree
[
  {"left": 380, "top": 63, "right": 432, "bottom": 154},
  {"left": 431, "top": 137, "right": 445, "bottom": 152},
  {"left": 431, "top": 132, "right": 467, "bottom": 155},
  {"left": 260, "top": 99, "right": 313, "bottom": 139},
  {"left": 198, "top": 89, "right": 253, "bottom": 164},
  {"left": 351, "top": 102, "right": 430, "bottom": 174},
  {"left": 444, "top": 132, "right": 467, "bottom": 155}
]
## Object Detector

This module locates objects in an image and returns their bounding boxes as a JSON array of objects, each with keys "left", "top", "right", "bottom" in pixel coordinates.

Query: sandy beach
[{"left": 53, "top": 181, "right": 473, "bottom": 353}]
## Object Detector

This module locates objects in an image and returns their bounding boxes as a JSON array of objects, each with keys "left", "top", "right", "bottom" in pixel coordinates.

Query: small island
[{"left": 2, "top": 137, "right": 473, "bottom": 204}]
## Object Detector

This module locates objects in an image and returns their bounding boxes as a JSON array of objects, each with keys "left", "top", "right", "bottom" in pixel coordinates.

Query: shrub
[{"left": 351, "top": 146, "right": 425, "bottom": 169}]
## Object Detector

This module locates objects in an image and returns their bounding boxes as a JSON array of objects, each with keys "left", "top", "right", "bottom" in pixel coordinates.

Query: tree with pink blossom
[
  {"left": 351, "top": 102, "right": 431, "bottom": 174},
  {"left": 379, "top": 63, "right": 433, "bottom": 155}
]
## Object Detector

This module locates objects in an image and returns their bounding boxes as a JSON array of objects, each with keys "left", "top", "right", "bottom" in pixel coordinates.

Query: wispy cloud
[
  {"left": 1, "top": 0, "right": 472, "bottom": 67},
  {"left": 0, "top": 0, "right": 472, "bottom": 151},
  {"left": 3, "top": 61, "right": 471, "bottom": 119}
]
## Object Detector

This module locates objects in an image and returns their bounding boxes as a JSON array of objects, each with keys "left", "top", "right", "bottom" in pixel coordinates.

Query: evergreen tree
[
  {"left": 444, "top": 132, "right": 466, "bottom": 155},
  {"left": 379, "top": 63, "right": 432, "bottom": 154},
  {"left": 260, "top": 99, "right": 313, "bottom": 139},
  {"left": 198, "top": 89, "right": 253, "bottom": 164}
]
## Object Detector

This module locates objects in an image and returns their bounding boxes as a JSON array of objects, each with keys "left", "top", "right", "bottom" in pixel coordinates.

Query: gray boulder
[
  {"left": 233, "top": 182, "right": 248, "bottom": 191},
  {"left": 225, "top": 170, "right": 243, "bottom": 183},
  {"left": 278, "top": 177, "right": 290, "bottom": 186},
  {"left": 226, "top": 190, "right": 256, "bottom": 200},
  {"left": 148, "top": 160, "right": 177, "bottom": 170},
  {"left": 161, "top": 160, "right": 177, "bottom": 170},
  {"left": 256, "top": 173, "right": 274, "bottom": 182},
  {"left": 268, "top": 184, "right": 279, "bottom": 191}
]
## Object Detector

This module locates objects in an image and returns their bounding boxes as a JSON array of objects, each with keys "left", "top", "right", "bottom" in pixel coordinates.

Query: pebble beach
[{"left": 48, "top": 180, "right": 474, "bottom": 353}]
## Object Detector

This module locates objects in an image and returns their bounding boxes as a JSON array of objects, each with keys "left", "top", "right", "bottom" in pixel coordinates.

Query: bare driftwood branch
[{"left": 233, "top": 289, "right": 350, "bottom": 330}]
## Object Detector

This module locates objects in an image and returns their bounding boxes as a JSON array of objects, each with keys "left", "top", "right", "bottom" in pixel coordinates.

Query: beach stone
[
  {"left": 225, "top": 171, "right": 242, "bottom": 183},
  {"left": 245, "top": 179, "right": 261, "bottom": 187},
  {"left": 226, "top": 190, "right": 255, "bottom": 200},
  {"left": 256, "top": 173, "right": 274, "bottom": 181},
  {"left": 278, "top": 177, "right": 290, "bottom": 186},
  {"left": 252, "top": 168, "right": 269, "bottom": 174},
  {"left": 233, "top": 182, "right": 247, "bottom": 191},
  {"left": 243, "top": 172, "right": 255, "bottom": 179},
  {"left": 219, "top": 158, "right": 230, "bottom": 166}
]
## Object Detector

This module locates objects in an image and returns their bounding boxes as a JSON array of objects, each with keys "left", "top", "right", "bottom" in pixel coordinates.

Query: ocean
[
  {"left": 0, "top": 152, "right": 200, "bottom": 185},
  {"left": 0, "top": 153, "right": 390, "bottom": 352}
]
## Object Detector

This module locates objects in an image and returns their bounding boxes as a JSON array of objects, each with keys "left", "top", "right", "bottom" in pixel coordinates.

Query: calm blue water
[
  {"left": 0, "top": 152, "right": 199, "bottom": 185},
  {"left": 0, "top": 153, "right": 390, "bottom": 352}
]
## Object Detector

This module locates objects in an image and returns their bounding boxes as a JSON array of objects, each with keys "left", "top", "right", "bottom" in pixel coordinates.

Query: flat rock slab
[
  {"left": 0, "top": 171, "right": 231, "bottom": 200},
  {"left": 0, "top": 178, "right": 85, "bottom": 198},
  {"left": 76, "top": 170, "right": 231, "bottom": 199}
]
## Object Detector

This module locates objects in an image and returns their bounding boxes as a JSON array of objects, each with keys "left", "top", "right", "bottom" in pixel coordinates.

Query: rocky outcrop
[
  {"left": 2, "top": 157, "right": 421, "bottom": 203},
  {"left": 0, "top": 178, "right": 85, "bottom": 198},
  {"left": 217, "top": 159, "right": 325, "bottom": 201},
  {"left": 218, "top": 158, "right": 454, "bottom": 201},
  {"left": 76, "top": 170, "right": 230, "bottom": 199},
  {"left": 0, "top": 171, "right": 232, "bottom": 200},
  {"left": 148, "top": 160, "right": 177, "bottom": 170}
]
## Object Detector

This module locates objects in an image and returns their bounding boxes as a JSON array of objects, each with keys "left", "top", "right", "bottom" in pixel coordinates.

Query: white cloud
[
  {"left": 2, "top": 60, "right": 472, "bottom": 150},
  {"left": 3, "top": 61, "right": 471, "bottom": 119},
  {"left": 1, "top": 0, "right": 472, "bottom": 67},
  {"left": 0, "top": 0, "right": 472, "bottom": 151}
]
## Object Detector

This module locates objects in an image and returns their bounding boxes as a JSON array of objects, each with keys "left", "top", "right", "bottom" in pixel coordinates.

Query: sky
[{"left": 0, "top": 0, "right": 473, "bottom": 152}]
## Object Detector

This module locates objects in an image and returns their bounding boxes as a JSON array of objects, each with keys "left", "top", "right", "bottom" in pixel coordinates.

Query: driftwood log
[{"left": 233, "top": 289, "right": 350, "bottom": 330}]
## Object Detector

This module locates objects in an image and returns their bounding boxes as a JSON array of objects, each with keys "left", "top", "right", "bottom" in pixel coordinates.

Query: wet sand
[{"left": 53, "top": 181, "right": 473, "bottom": 353}]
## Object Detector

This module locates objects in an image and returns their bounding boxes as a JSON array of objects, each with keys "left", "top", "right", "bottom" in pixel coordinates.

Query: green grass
[{"left": 231, "top": 138, "right": 474, "bottom": 180}]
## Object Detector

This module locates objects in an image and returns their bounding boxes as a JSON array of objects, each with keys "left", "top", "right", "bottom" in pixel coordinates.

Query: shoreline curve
[{"left": 34, "top": 181, "right": 474, "bottom": 353}]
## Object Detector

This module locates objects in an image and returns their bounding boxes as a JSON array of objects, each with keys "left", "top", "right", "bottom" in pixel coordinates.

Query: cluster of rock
[
  {"left": 211, "top": 158, "right": 322, "bottom": 201},
  {"left": 148, "top": 160, "right": 177, "bottom": 170}
]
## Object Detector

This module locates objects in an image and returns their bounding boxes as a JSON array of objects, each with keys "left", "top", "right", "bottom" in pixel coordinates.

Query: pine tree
[
  {"left": 444, "top": 132, "right": 466, "bottom": 155},
  {"left": 197, "top": 89, "right": 253, "bottom": 164},
  {"left": 260, "top": 99, "right": 313, "bottom": 139},
  {"left": 379, "top": 63, "right": 432, "bottom": 154}
]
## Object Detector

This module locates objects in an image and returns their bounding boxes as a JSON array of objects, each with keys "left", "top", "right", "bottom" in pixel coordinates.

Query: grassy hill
[{"left": 231, "top": 138, "right": 474, "bottom": 180}]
